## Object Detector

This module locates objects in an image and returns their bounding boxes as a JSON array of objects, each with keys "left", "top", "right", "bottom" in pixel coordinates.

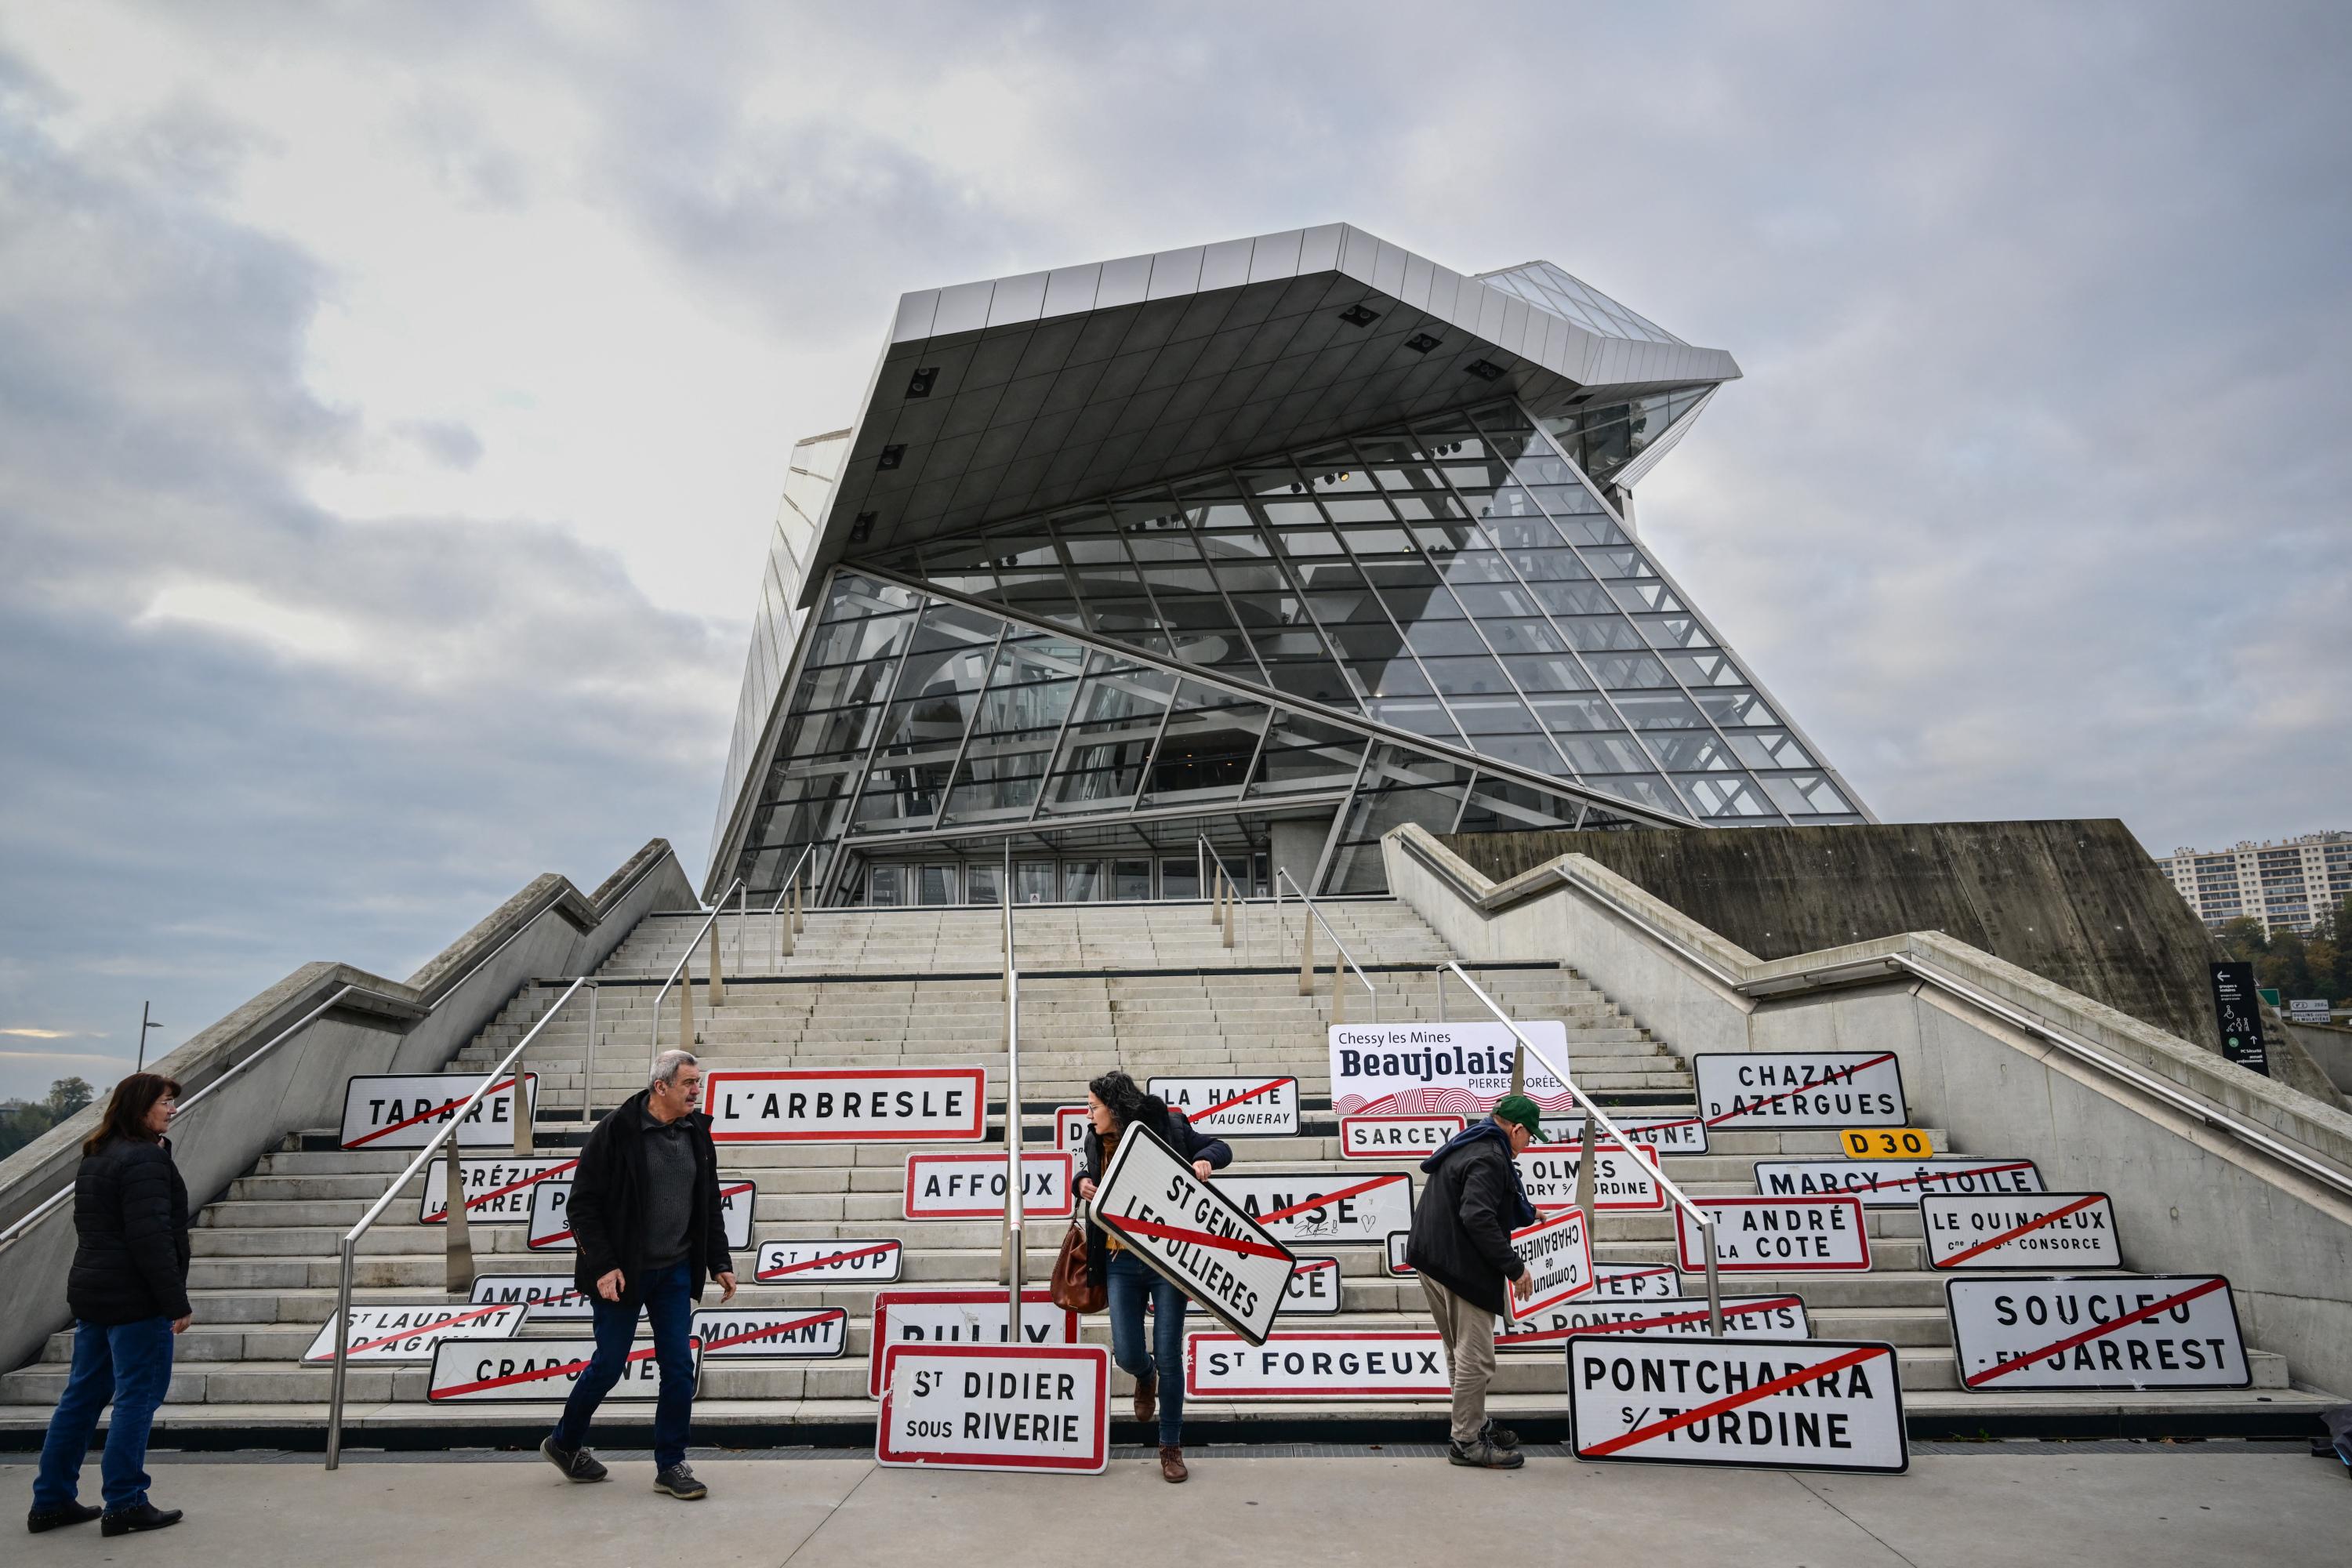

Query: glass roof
[{"left": 1473, "top": 260, "right": 1686, "bottom": 347}]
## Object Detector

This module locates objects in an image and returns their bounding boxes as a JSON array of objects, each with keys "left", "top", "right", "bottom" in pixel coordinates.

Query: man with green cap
[{"left": 1406, "top": 1094, "right": 1544, "bottom": 1468}]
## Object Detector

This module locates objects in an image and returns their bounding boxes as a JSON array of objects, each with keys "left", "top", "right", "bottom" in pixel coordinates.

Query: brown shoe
[
  {"left": 1133, "top": 1374, "right": 1156, "bottom": 1426},
  {"left": 1159, "top": 1444, "right": 1188, "bottom": 1483}
]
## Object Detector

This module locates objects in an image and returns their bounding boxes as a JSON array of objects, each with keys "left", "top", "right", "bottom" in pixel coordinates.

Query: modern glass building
[{"left": 706, "top": 225, "right": 1870, "bottom": 906}]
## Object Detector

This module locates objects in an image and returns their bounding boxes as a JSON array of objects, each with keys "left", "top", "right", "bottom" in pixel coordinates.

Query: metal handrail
[
  {"left": 764, "top": 845, "right": 816, "bottom": 967},
  {"left": 325, "top": 976, "right": 591, "bottom": 1468},
  {"left": 0, "top": 982, "right": 406, "bottom": 1252},
  {"left": 1433, "top": 960, "right": 1724, "bottom": 1334},
  {"left": 1275, "top": 867, "right": 1377, "bottom": 1021},
  {"left": 1001, "top": 851, "right": 1025, "bottom": 1341},
  {"left": 1196, "top": 835, "right": 1248, "bottom": 953},
  {"left": 1542, "top": 864, "right": 2352, "bottom": 1203},
  {"left": 648, "top": 876, "right": 746, "bottom": 1068}
]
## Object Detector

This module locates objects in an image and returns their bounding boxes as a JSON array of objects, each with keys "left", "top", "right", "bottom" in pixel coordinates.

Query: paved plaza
[{"left": 7, "top": 1444, "right": 2340, "bottom": 1566}]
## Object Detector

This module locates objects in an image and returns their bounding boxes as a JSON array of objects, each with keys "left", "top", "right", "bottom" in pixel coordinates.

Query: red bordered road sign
[
  {"left": 1518, "top": 1142, "right": 1666, "bottom": 1212},
  {"left": 1212, "top": 1170, "right": 1413, "bottom": 1245},
  {"left": 1677, "top": 1195, "right": 1871, "bottom": 1272},
  {"left": 1384, "top": 1232, "right": 1414, "bottom": 1276},
  {"left": 1947, "top": 1275, "right": 2249, "bottom": 1390},
  {"left": 426, "top": 1335, "right": 702, "bottom": 1402},
  {"left": 754, "top": 1237, "right": 904, "bottom": 1284},
  {"left": 1594, "top": 1263, "right": 1682, "bottom": 1299},
  {"left": 706, "top": 1065, "right": 987, "bottom": 1143},
  {"left": 1504, "top": 1207, "right": 1595, "bottom": 1322},
  {"left": 419, "top": 1156, "right": 575, "bottom": 1225},
  {"left": 527, "top": 1177, "right": 753, "bottom": 1250},
  {"left": 1094, "top": 1119, "right": 1296, "bottom": 1345},
  {"left": 1922, "top": 1192, "right": 2119, "bottom": 1269},
  {"left": 1054, "top": 1105, "right": 1090, "bottom": 1157},
  {"left": 1567, "top": 1334, "right": 1907, "bottom": 1473},
  {"left": 902, "top": 1152, "right": 1075, "bottom": 1221},
  {"left": 866, "top": 1287, "right": 1079, "bottom": 1397},
  {"left": 691, "top": 1306, "right": 849, "bottom": 1360},
  {"left": 877, "top": 1344, "right": 1109, "bottom": 1475},
  {"left": 300, "top": 1302, "right": 527, "bottom": 1364},
  {"left": 1754, "top": 1156, "right": 2044, "bottom": 1208},
  {"left": 1683, "top": 1053, "right": 1907, "bottom": 1132},
  {"left": 469, "top": 1272, "right": 591, "bottom": 1320},
  {"left": 1338, "top": 1115, "right": 1465, "bottom": 1160},
  {"left": 1185, "top": 1330, "right": 1450, "bottom": 1399},
  {"left": 338, "top": 1073, "right": 538, "bottom": 1151},
  {"left": 1500, "top": 1294, "right": 1809, "bottom": 1348},
  {"left": 1149, "top": 1075, "right": 1300, "bottom": 1138}
]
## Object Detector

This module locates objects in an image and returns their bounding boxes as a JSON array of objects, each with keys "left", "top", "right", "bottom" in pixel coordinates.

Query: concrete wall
[
  {"left": 1384, "top": 824, "right": 2352, "bottom": 1399},
  {"left": 0, "top": 839, "right": 694, "bottom": 1374}
]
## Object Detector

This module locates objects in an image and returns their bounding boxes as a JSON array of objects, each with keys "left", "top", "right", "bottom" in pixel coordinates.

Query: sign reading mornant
[
  {"left": 706, "top": 1065, "right": 987, "bottom": 1142},
  {"left": 1677, "top": 1196, "right": 1871, "bottom": 1272},
  {"left": 1329, "top": 1022, "right": 1573, "bottom": 1118},
  {"left": 1213, "top": 1171, "right": 1413, "bottom": 1245},
  {"left": 1499, "top": 1294, "right": 1809, "bottom": 1348},
  {"left": 1094, "top": 1120, "right": 1297, "bottom": 1345},
  {"left": 1339, "top": 1115, "right": 1465, "bottom": 1159},
  {"left": 877, "top": 1344, "right": 1109, "bottom": 1475},
  {"left": 1566, "top": 1335, "right": 1907, "bottom": 1473},
  {"left": 338, "top": 1073, "right": 538, "bottom": 1151},
  {"left": 1185, "top": 1330, "right": 1450, "bottom": 1399},
  {"left": 426, "top": 1335, "right": 702, "bottom": 1402},
  {"left": 902, "top": 1152, "right": 1075, "bottom": 1221},
  {"left": 1505, "top": 1207, "right": 1595, "bottom": 1321},
  {"left": 754, "top": 1238, "right": 905, "bottom": 1284},
  {"left": 1689, "top": 1053, "right": 1907, "bottom": 1131},
  {"left": 301, "top": 1303, "right": 528, "bottom": 1364},
  {"left": 1947, "top": 1276, "right": 2249, "bottom": 1390},
  {"left": 1148, "top": 1076, "right": 1300, "bottom": 1138},
  {"left": 419, "top": 1156, "right": 575, "bottom": 1225},
  {"left": 1752, "top": 1157, "right": 2044, "bottom": 1209},
  {"left": 691, "top": 1307, "right": 849, "bottom": 1360},
  {"left": 866, "top": 1288, "right": 1080, "bottom": 1397},
  {"left": 1922, "top": 1193, "right": 2121, "bottom": 1270}
]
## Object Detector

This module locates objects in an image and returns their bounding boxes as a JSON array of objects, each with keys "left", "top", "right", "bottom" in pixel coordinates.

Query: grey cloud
[{"left": 396, "top": 417, "right": 485, "bottom": 469}]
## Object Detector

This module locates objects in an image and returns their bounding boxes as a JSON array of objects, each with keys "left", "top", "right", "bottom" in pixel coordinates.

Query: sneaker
[
  {"left": 27, "top": 1501, "right": 103, "bottom": 1534},
  {"left": 1481, "top": 1417, "right": 1521, "bottom": 1450},
  {"left": 653, "top": 1463, "right": 707, "bottom": 1501},
  {"left": 539, "top": 1436, "right": 608, "bottom": 1483},
  {"left": 100, "top": 1503, "right": 183, "bottom": 1536},
  {"left": 1448, "top": 1436, "right": 1524, "bottom": 1470}
]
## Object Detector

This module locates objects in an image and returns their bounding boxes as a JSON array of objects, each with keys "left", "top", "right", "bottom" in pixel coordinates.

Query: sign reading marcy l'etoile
[{"left": 1329, "top": 1022, "right": 1572, "bottom": 1117}]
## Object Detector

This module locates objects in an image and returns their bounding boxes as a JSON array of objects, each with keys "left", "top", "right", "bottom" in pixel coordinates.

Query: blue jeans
[
  {"left": 1107, "top": 1252, "right": 1185, "bottom": 1446},
  {"left": 34, "top": 1316, "right": 176, "bottom": 1513},
  {"left": 552, "top": 1261, "right": 696, "bottom": 1468}
]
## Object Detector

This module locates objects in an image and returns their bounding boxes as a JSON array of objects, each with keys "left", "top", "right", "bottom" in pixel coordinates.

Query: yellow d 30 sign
[{"left": 1841, "top": 1127, "right": 1934, "bottom": 1159}]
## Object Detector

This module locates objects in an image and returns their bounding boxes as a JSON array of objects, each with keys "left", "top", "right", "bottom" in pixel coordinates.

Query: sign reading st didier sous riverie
[{"left": 2207, "top": 963, "right": 2270, "bottom": 1076}]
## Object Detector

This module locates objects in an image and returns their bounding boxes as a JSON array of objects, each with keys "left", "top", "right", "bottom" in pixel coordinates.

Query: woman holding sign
[{"left": 1075, "top": 1069, "right": 1232, "bottom": 1482}]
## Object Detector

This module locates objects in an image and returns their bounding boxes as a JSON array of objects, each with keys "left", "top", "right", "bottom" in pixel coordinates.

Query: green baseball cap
[{"left": 1492, "top": 1094, "right": 1544, "bottom": 1138}]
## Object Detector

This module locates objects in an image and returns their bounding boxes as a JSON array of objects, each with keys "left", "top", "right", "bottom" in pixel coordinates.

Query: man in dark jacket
[
  {"left": 1406, "top": 1094, "right": 1541, "bottom": 1470},
  {"left": 541, "top": 1049, "right": 735, "bottom": 1500}
]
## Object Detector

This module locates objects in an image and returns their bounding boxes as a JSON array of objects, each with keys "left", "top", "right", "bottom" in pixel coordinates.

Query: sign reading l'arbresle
[{"left": 1094, "top": 1120, "right": 1298, "bottom": 1345}]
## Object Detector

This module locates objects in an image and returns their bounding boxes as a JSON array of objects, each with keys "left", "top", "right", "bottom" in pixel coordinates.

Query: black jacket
[
  {"left": 67, "top": 1136, "right": 192, "bottom": 1326},
  {"left": 1405, "top": 1122, "right": 1533, "bottom": 1315},
  {"left": 568, "top": 1089, "right": 734, "bottom": 1308},
  {"left": 1078, "top": 1096, "right": 1234, "bottom": 1287}
]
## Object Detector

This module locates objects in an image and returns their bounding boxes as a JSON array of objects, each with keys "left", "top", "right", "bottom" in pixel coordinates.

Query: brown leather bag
[{"left": 1049, "top": 1214, "right": 1106, "bottom": 1313}]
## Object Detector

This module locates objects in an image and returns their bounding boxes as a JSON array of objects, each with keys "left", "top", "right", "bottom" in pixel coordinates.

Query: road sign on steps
[
  {"left": 1753, "top": 1156, "right": 2044, "bottom": 1208},
  {"left": 1329, "top": 1021, "right": 1573, "bottom": 1118},
  {"left": 1505, "top": 1207, "right": 1595, "bottom": 1321},
  {"left": 426, "top": 1335, "right": 702, "bottom": 1402},
  {"left": 419, "top": 1156, "right": 575, "bottom": 1225},
  {"left": 877, "top": 1344, "right": 1110, "bottom": 1475},
  {"left": 706, "top": 1065, "right": 987, "bottom": 1143},
  {"left": 867, "top": 1288, "right": 1080, "bottom": 1397},
  {"left": 902, "top": 1152, "right": 1075, "bottom": 1221},
  {"left": 1594, "top": 1263, "right": 1682, "bottom": 1299},
  {"left": 1500, "top": 1294, "right": 1809, "bottom": 1348},
  {"left": 1947, "top": 1276, "right": 2249, "bottom": 1391},
  {"left": 1544, "top": 1116, "right": 1711, "bottom": 1154},
  {"left": 1054, "top": 1105, "right": 1089, "bottom": 1157},
  {"left": 470, "top": 1273, "right": 591, "bottom": 1319},
  {"left": 1339, "top": 1114, "right": 1465, "bottom": 1159},
  {"left": 1518, "top": 1142, "right": 1666, "bottom": 1212},
  {"left": 1213, "top": 1170, "right": 1413, "bottom": 1245},
  {"left": 1149, "top": 1075, "right": 1299, "bottom": 1138},
  {"left": 1145, "top": 1256, "right": 1345, "bottom": 1317},
  {"left": 691, "top": 1306, "right": 849, "bottom": 1359},
  {"left": 338, "top": 1073, "right": 539, "bottom": 1150},
  {"left": 1566, "top": 1335, "right": 1907, "bottom": 1473},
  {"left": 1686, "top": 1053, "right": 1908, "bottom": 1131},
  {"left": 1185, "top": 1330, "right": 1451, "bottom": 1399},
  {"left": 523, "top": 1177, "right": 753, "bottom": 1251},
  {"left": 1094, "top": 1119, "right": 1298, "bottom": 1345},
  {"left": 754, "top": 1238, "right": 905, "bottom": 1284},
  {"left": 1676, "top": 1196, "right": 1871, "bottom": 1272},
  {"left": 1922, "top": 1192, "right": 2121, "bottom": 1269},
  {"left": 301, "top": 1303, "right": 528, "bottom": 1364},
  {"left": 1384, "top": 1232, "right": 1414, "bottom": 1275}
]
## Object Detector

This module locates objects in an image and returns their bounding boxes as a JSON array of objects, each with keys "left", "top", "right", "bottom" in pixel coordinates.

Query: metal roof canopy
[{"left": 801, "top": 223, "right": 1740, "bottom": 605}]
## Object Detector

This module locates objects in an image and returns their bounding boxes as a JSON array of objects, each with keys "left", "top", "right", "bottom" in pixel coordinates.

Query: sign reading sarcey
[
  {"left": 338, "top": 1073, "right": 538, "bottom": 1151},
  {"left": 706, "top": 1065, "right": 986, "bottom": 1143},
  {"left": 1339, "top": 1115, "right": 1465, "bottom": 1160},
  {"left": 902, "top": 1152, "right": 1074, "bottom": 1221},
  {"left": 1330, "top": 1022, "right": 1572, "bottom": 1118},
  {"left": 1506, "top": 1207, "right": 1594, "bottom": 1321},
  {"left": 1094, "top": 1120, "right": 1296, "bottom": 1345},
  {"left": 1518, "top": 1143, "right": 1665, "bottom": 1212},
  {"left": 1678, "top": 1196, "right": 1871, "bottom": 1272},
  {"left": 1754, "top": 1157, "right": 2044, "bottom": 1209},
  {"left": 866, "top": 1288, "right": 1080, "bottom": 1397},
  {"left": 301, "top": 1303, "right": 527, "bottom": 1364},
  {"left": 419, "top": 1156, "right": 575, "bottom": 1225},
  {"left": 1567, "top": 1335, "right": 1907, "bottom": 1474},
  {"left": 1947, "top": 1276, "right": 2249, "bottom": 1390},
  {"left": 878, "top": 1344, "right": 1109, "bottom": 1475},
  {"left": 1214, "top": 1171, "right": 1412, "bottom": 1245},
  {"left": 1690, "top": 1053, "right": 1907, "bottom": 1131},
  {"left": 426, "top": 1335, "right": 702, "bottom": 1402},
  {"left": 1149, "top": 1076, "right": 1299, "bottom": 1138},
  {"left": 1922, "top": 1192, "right": 2121, "bottom": 1270},
  {"left": 1500, "top": 1294, "right": 1809, "bottom": 1348},
  {"left": 1185, "top": 1330, "right": 1450, "bottom": 1399}
]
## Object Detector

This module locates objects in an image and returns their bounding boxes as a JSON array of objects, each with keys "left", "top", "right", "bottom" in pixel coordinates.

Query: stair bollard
[
  {"left": 1221, "top": 872, "right": 1236, "bottom": 949},
  {"left": 512, "top": 1055, "right": 531, "bottom": 1157},
  {"left": 444, "top": 1148, "right": 473, "bottom": 1290},
  {"left": 679, "top": 971, "right": 695, "bottom": 1051},
  {"left": 582, "top": 982, "right": 598, "bottom": 1122},
  {"left": 706, "top": 916, "right": 724, "bottom": 1008},
  {"left": 792, "top": 876, "right": 805, "bottom": 934},
  {"left": 1330, "top": 957, "right": 1346, "bottom": 1025},
  {"left": 1575, "top": 1112, "right": 1597, "bottom": 1243},
  {"left": 1298, "top": 908, "right": 1316, "bottom": 996}
]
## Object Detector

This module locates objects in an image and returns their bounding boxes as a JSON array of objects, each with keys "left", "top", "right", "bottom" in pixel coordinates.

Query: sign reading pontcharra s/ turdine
[{"left": 1567, "top": 1335, "right": 1907, "bottom": 1473}]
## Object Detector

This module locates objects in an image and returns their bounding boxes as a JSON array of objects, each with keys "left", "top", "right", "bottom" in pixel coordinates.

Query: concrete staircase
[{"left": 1, "top": 899, "right": 2331, "bottom": 1446}]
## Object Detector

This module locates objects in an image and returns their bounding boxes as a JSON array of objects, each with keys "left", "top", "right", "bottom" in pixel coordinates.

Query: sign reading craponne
[
  {"left": 902, "top": 1152, "right": 1075, "bottom": 1221},
  {"left": 1752, "top": 1157, "right": 2043, "bottom": 1209},
  {"left": 301, "top": 1303, "right": 528, "bottom": 1364},
  {"left": 426, "top": 1335, "right": 701, "bottom": 1402},
  {"left": 877, "top": 1344, "right": 1109, "bottom": 1475},
  {"left": 1922, "top": 1193, "right": 2120, "bottom": 1270},
  {"left": 338, "top": 1073, "right": 538, "bottom": 1151},
  {"left": 866, "top": 1288, "right": 1080, "bottom": 1397},
  {"left": 1566, "top": 1336, "right": 1907, "bottom": 1473},
  {"left": 1213, "top": 1171, "right": 1413, "bottom": 1245},
  {"left": 1689, "top": 1054, "right": 1907, "bottom": 1131},
  {"left": 1329, "top": 1022, "right": 1572, "bottom": 1118},
  {"left": 1947, "top": 1276, "right": 2248, "bottom": 1390},
  {"left": 1498, "top": 1294, "right": 1809, "bottom": 1348},
  {"left": 1677, "top": 1196, "right": 1871, "bottom": 1272},
  {"left": 1185, "top": 1331, "right": 1450, "bottom": 1399},
  {"left": 1094, "top": 1120, "right": 1297, "bottom": 1345},
  {"left": 754, "top": 1238, "right": 905, "bottom": 1284},
  {"left": 706, "top": 1065, "right": 986, "bottom": 1143},
  {"left": 1505, "top": 1207, "right": 1594, "bottom": 1322},
  {"left": 1148, "top": 1076, "right": 1300, "bottom": 1138},
  {"left": 1339, "top": 1115, "right": 1465, "bottom": 1160}
]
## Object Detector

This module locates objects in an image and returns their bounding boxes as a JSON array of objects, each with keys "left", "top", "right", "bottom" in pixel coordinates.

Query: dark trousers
[
  {"left": 34, "top": 1316, "right": 176, "bottom": 1512},
  {"left": 1106, "top": 1251, "right": 1185, "bottom": 1446},
  {"left": 552, "top": 1261, "right": 695, "bottom": 1468}
]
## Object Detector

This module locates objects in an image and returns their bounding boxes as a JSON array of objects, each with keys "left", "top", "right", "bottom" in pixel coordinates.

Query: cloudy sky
[{"left": 2, "top": 2, "right": 2346, "bottom": 1100}]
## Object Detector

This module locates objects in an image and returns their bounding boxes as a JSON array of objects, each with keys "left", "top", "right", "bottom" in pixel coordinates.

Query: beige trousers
[{"left": 1419, "top": 1274, "right": 1497, "bottom": 1445}]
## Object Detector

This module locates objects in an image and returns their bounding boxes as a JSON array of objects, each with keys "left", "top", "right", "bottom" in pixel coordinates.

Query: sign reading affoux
[
  {"left": 706, "top": 1065, "right": 987, "bottom": 1142},
  {"left": 1093, "top": 1120, "right": 1297, "bottom": 1345}
]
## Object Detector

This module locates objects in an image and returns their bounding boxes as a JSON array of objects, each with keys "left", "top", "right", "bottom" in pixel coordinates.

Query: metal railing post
[
  {"left": 582, "top": 981, "right": 598, "bottom": 1122},
  {"left": 1702, "top": 1220, "right": 1725, "bottom": 1337},
  {"left": 512, "top": 1014, "right": 532, "bottom": 1156},
  {"left": 325, "top": 1235, "right": 357, "bottom": 1469},
  {"left": 679, "top": 974, "right": 694, "bottom": 1051},
  {"left": 1221, "top": 871, "right": 1235, "bottom": 949},
  {"left": 1574, "top": 1111, "right": 1596, "bottom": 1241},
  {"left": 1298, "top": 902, "right": 1316, "bottom": 996},
  {"left": 1002, "top": 895, "right": 1024, "bottom": 1344}
]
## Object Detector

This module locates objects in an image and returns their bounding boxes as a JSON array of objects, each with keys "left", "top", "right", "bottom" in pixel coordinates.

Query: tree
[
  {"left": 0, "top": 1102, "right": 55, "bottom": 1160},
  {"left": 44, "top": 1077, "right": 95, "bottom": 1120}
]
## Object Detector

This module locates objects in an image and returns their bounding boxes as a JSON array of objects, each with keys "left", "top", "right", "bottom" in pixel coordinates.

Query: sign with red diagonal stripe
[
  {"left": 1567, "top": 1335, "right": 1907, "bottom": 1473},
  {"left": 1148, "top": 1075, "right": 1299, "bottom": 1137},
  {"left": 419, "top": 1156, "right": 575, "bottom": 1225},
  {"left": 691, "top": 1307, "right": 849, "bottom": 1359},
  {"left": 1947, "top": 1276, "right": 2248, "bottom": 1389},
  {"left": 1095, "top": 1119, "right": 1297, "bottom": 1345},
  {"left": 1922, "top": 1192, "right": 2119, "bottom": 1270},
  {"left": 1593, "top": 1263, "right": 1682, "bottom": 1300},
  {"left": 1500, "top": 1294, "right": 1809, "bottom": 1348},
  {"left": 1754, "top": 1156, "right": 2043, "bottom": 1209},
  {"left": 1212, "top": 1171, "right": 1413, "bottom": 1245},
  {"left": 426, "top": 1335, "right": 702, "bottom": 1402},
  {"left": 300, "top": 1302, "right": 528, "bottom": 1363},
  {"left": 339, "top": 1073, "right": 538, "bottom": 1150},
  {"left": 1054, "top": 1105, "right": 1091, "bottom": 1159},
  {"left": 706, "top": 1065, "right": 986, "bottom": 1143},
  {"left": 469, "top": 1273, "right": 591, "bottom": 1320},
  {"left": 1685, "top": 1053, "right": 1907, "bottom": 1131},
  {"left": 754, "top": 1237, "right": 904, "bottom": 1284},
  {"left": 527, "top": 1176, "right": 754, "bottom": 1251},
  {"left": 878, "top": 1344, "right": 1109, "bottom": 1475},
  {"left": 1676, "top": 1196, "right": 1871, "bottom": 1272},
  {"left": 1504, "top": 1207, "right": 1595, "bottom": 1322},
  {"left": 1519, "top": 1142, "right": 1667, "bottom": 1213},
  {"left": 1339, "top": 1114, "right": 1465, "bottom": 1160},
  {"left": 866, "top": 1288, "right": 1079, "bottom": 1398}
]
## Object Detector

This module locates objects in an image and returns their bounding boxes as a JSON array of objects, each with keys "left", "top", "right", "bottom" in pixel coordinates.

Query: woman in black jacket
[
  {"left": 28, "top": 1073, "right": 190, "bottom": 1538},
  {"left": 1073, "top": 1069, "right": 1232, "bottom": 1483}
]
